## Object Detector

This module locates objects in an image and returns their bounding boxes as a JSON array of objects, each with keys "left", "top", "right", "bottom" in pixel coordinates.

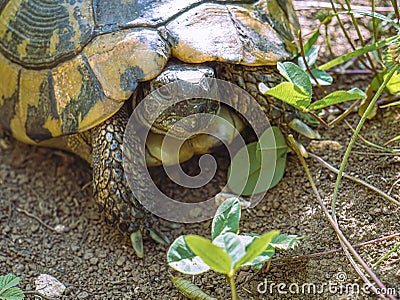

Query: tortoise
[{"left": 0, "top": 0, "right": 309, "bottom": 257}]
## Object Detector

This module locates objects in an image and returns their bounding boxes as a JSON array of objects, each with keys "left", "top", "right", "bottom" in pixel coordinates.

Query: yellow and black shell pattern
[{"left": 0, "top": 0, "right": 299, "bottom": 144}]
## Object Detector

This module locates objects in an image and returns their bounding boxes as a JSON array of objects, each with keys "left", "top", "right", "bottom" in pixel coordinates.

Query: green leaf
[
  {"left": 245, "top": 245, "right": 275, "bottom": 270},
  {"left": 303, "top": 29, "right": 321, "bottom": 54},
  {"left": 0, "top": 274, "right": 20, "bottom": 293},
  {"left": 270, "top": 234, "right": 303, "bottom": 250},
  {"left": 309, "top": 69, "right": 333, "bottom": 86},
  {"left": 263, "top": 82, "right": 310, "bottom": 110},
  {"left": 257, "top": 127, "right": 287, "bottom": 189},
  {"left": 371, "top": 72, "right": 385, "bottom": 91},
  {"left": 213, "top": 233, "right": 246, "bottom": 268},
  {"left": 278, "top": 62, "right": 313, "bottom": 97},
  {"left": 384, "top": 70, "right": 400, "bottom": 94},
  {"left": 0, "top": 288, "right": 24, "bottom": 300},
  {"left": 319, "top": 36, "right": 397, "bottom": 71},
  {"left": 307, "top": 88, "right": 366, "bottom": 111},
  {"left": 185, "top": 235, "right": 232, "bottom": 275},
  {"left": 227, "top": 143, "right": 262, "bottom": 196},
  {"left": 167, "top": 236, "right": 210, "bottom": 275},
  {"left": 298, "top": 45, "right": 320, "bottom": 70},
  {"left": 237, "top": 235, "right": 276, "bottom": 269},
  {"left": 211, "top": 198, "right": 241, "bottom": 240},
  {"left": 233, "top": 230, "right": 279, "bottom": 271},
  {"left": 228, "top": 127, "right": 288, "bottom": 196},
  {"left": 0, "top": 274, "right": 22, "bottom": 300},
  {"left": 237, "top": 234, "right": 256, "bottom": 246},
  {"left": 370, "top": 69, "right": 400, "bottom": 95},
  {"left": 347, "top": 10, "right": 400, "bottom": 31},
  {"left": 269, "top": 147, "right": 287, "bottom": 189}
]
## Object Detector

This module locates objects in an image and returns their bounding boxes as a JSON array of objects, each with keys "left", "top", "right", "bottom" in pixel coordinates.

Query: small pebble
[
  {"left": 71, "top": 244, "right": 80, "bottom": 252},
  {"left": 77, "top": 291, "right": 90, "bottom": 299},
  {"left": 35, "top": 274, "right": 66, "bottom": 298},
  {"left": 116, "top": 256, "right": 126, "bottom": 266},
  {"left": 89, "top": 257, "right": 99, "bottom": 265},
  {"left": 83, "top": 251, "right": 94, "bottom": 260}
]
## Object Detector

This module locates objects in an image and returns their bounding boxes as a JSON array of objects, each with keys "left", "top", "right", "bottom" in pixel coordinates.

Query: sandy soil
[{"left": 1, "top": 2, "right": 399, "bottom": 299}]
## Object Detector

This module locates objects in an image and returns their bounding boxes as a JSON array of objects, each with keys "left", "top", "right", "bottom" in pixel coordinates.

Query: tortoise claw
[
  {"left": 149, "top": 228, "right": 170, "bottom": 245},
  {"left": 130, "top": 230, "right": 144, "bottom": 258},
  {"left": 288, "top": 118, "right": 320, "bottom": 139}
]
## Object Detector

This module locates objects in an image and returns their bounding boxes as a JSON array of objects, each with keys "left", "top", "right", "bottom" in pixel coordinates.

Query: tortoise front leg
[{"left": 90, "top": 105, "right": 168, "bottom": 257}]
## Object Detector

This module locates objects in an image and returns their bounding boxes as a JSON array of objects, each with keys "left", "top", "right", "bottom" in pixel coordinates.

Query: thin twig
[
  {"left": 308, "top": 111, "right": 329, "bottom": 128},
  {"left": 81, "top": 181, "right": 92, "bottom": 191},
  {"left": 289, "top": 135, "right": 396, "bottom": 300},
  {"left": 371, "top": 0, "right": 384, "bottom": 63},
  {"left": 392, "top": 0, "right": 400, "bottom": 25},
  {"left": 388, "top": 178, "right": 400, "bottom": 196},
  {"left": 309, "top": 152, "right": 400, "bottom": 206},
  {"left": 292, "top": 1, "right": 394, "bottom": 12},
  {"left": 344, "top": 0, "right": 378, "bottom": 75},
  {"left": 329, "top": 1, "right": 371, "bottom": 70},
  {"left": 239, "top": 233, "right": 400, "bottom": 293},
  {"left": 329, "top": 0, "right": 356, "bottom": 50},
  {"left": 298, "top": 30, "right": 326, "bottom": 97},
  {"left": 344, "top": 120, "right": 400, "bottom": 153},
  {"left": 16, "top": 207, "right": 61, "bottom": 233},
  {"left": 324, "top": 23, "right": 335, "bottom": 57},
  {"left": 329, "top": 69, "right": 373, "bottom": 75},
  {"left": 351, "top": 150, "right": 400, "bottom": 156},
  {"left": 24, "top": 290, "right": 59, "bottom": 300},
  {"left": 327, "top": 100, "right": 360, "bottom": 127},
  {"left": 271, "top": 233, "right": 400, "bottom": 264}
]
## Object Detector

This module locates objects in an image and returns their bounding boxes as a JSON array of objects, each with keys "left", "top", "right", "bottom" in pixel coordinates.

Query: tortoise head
[{"left": 138, "top": 63, "right": 220, "bottom": 139}]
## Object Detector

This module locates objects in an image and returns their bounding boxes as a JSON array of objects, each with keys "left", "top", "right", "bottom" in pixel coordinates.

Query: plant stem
[
  {"left": 344, "top": 0, "right": 378, "bottom": 75},
  {"left": 373, "top": 243, "right": 400, "bottom": 268},
  {"left": 226, "top": 274, "right": 238, "bottom": 300},
  {"left": 331, "top": 64, "right": 399, "bottom": 221}
]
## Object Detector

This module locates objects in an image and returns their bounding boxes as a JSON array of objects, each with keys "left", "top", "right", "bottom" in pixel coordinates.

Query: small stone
[
  {"left": 54, "top": 224, "right": 69, "bottom": 233},
  {"left": 70, "top": 244, "right": 80, "bottom": 252},
  {"left": 96, "top": 250, "right": 107, "bottom": 258},
  {"left": 308, "top": 140, "right": 342, "bottom": 152},
  {"left": 35, "top": 274, "right": 66, "bottom": 298},
  {"left": 370, "top": 208, "right": 381, "bottom": 215},
  {"left": 83, "top": 251, "right": 94, "bottom": 260},
  {"left": 13, "top": 263, "right": 25, "bottom": 273},
  {"left": 2, "top": 225, "right": 11, "bottom": 234},
  {"left": 77, "top": 291, "right": 90, "bottom": 299},
  {"left": 30, "top": 223, "right": 40, "bottom": 233},
  {"left": 0, "top": 139, "right": 9, "bottom": 150},
  {"left": 89, "top": 257, "right": 99, "bottom": 265},
  {"left": 116, "top": 256, "right": 126, "bottom": 266},
  {"left": 215, "top": 288, "right": 224, "bottom": 295},
  {"left": 43, "top": 242, "right": 52, "bottom": 249}
]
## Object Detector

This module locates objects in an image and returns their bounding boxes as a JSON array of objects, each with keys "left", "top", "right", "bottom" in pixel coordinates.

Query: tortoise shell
[{"left": 0, "top": 0, "right": 299, "bottom": 144}]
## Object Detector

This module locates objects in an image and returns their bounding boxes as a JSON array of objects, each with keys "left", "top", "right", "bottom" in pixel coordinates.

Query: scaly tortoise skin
[{"left": 0, "top": 0, "right": 302, "bottom": 256}]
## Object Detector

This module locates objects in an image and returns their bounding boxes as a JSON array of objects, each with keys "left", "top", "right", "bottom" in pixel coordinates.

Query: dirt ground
[{"left": 1, "top": 2, "right": 399, "bottom": 300}]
